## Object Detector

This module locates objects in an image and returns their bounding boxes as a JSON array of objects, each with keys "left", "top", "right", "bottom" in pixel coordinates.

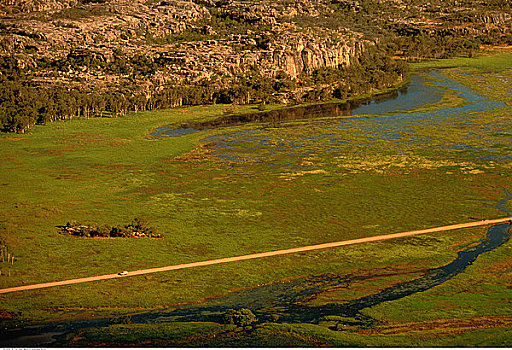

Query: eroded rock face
[
  {"left": 1, "top": 0, "right": 510, "bottom": 108},
  {"left": 269, "top": 35, "right": 362, "bottom": 78},
  {"left": 0, "top": 0, "right": 375, "bottom": 99},
  {"left": 1, "top": 0, "right": 77, "bottom": 14}
]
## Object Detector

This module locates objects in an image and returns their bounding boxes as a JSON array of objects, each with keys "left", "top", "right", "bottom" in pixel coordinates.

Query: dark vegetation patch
[
  {"left": 0, "top": 309, "right": 20, "bottom": 320},
  {"left": 70, "top": 322, "right": 330, "bottom": 347},
  {"left": 222, "top": 308, "right": 257, "bottom": 327},
  {"left": 59, "top": 217, "right": 162, "bottom": 238},
  {"left": 69, "top": 322, "right": 229, "bottom": 347}
]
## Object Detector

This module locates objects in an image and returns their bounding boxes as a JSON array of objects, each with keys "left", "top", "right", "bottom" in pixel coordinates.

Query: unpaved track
[{"left": 1, "top": 217, "right": 511, "bottom": 294}]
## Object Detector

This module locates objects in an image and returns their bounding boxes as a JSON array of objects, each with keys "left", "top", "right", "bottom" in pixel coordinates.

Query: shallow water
[
  {"left": 205, "top": 70, "right": 510, "bottom": 166},
  {"left": 350, "top": 73, "right": 444, "bottom": 116},
  {"left": 151, "top": 70, "right": 505, "bottom": 140},
  {"left": 150, "top": 73, "right": 446, "bottom": 138}
]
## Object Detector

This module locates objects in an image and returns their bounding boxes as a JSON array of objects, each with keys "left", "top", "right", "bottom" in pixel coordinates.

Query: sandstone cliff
[
  {"left": 1, "top": 0, "right": 511, "bottom": 132},
  {"left": 0, "top": 0, "right": 377, "bottom": 100}
]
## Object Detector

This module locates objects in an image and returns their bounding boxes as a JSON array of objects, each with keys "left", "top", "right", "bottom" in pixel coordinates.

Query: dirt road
[{"left": 1, "top": 217, "right": 511, "bottom": 294}]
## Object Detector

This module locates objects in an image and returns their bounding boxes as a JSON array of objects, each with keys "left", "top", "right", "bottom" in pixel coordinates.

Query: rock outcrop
[
  {"left": 269, "top": 35, "right": 364, "bottom": 78},
  {"left": 0, "top": 0, "right": 77, "bottom": 14},
  {"left": 0, "top": 0, "right": 376, "bottom": 97},
  {"left": 1, "top": 0, "right": 511, "bottom": 132}
]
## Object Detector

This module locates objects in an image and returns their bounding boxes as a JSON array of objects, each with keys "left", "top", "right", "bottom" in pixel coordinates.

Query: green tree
[{"left": 222, "top": 308, "right": 257, "bottom": 327}]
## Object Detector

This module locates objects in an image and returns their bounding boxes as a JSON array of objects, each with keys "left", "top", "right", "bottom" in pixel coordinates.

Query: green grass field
[
  {"left": 411, "top": 51, "right": 512, "bottom": 72},
  {"left": 1, "top": 52, "right": 512, "bottom": 346}
]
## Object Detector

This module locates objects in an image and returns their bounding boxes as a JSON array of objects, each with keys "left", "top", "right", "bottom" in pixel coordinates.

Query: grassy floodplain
[{"left": 1, "top": 51, "right": 512, "bottom": 346}]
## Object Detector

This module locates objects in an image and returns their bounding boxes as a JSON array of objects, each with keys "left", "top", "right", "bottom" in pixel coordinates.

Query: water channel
[{"left": 151, "top": 70, "right": 504, "bottom": 139}]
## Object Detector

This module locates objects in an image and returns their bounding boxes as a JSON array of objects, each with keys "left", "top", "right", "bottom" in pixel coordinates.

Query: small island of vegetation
[{"left": 59, "top": 217, "right": 161, "bottom": 239}]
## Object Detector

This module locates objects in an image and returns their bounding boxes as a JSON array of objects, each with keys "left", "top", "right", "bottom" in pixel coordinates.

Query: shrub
[
  {"left": 222, "top": 308, "right": 257, "bottom": 327},
  {"left": 59, "top": 218, "right": 162, "bottom": 238}
]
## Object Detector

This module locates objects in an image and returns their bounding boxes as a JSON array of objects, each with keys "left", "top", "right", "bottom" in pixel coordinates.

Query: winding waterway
[
  {"left": 124, "top": 190, "right": 512, "bottom": 326},
  {"left": 151, "top": 70, "right": 504, "bottom": 139}
]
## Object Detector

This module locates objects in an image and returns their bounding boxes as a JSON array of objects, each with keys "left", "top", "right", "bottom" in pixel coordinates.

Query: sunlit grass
[{"left": 411, "top": 52, "right": 512, "bottom": 72}]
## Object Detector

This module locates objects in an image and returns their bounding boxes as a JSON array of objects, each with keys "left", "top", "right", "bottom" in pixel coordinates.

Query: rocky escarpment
[
  {"left": 0, "top": 0, "right": 212, "bottom": 55},
  {"left": 1, "top": 0, "right": 511, "bottom": 132},
  {"left": 268, "top": 32, "right": 364, "bottom": 78},
  {"left": 0, "top": 0, "right": 369, "bottom": 91},
  {"left": 1, "top": 0, "right": 383, "bottom": 113},
  {"left": 0, "top": 0, "right": 77, "bottom": 14}
]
